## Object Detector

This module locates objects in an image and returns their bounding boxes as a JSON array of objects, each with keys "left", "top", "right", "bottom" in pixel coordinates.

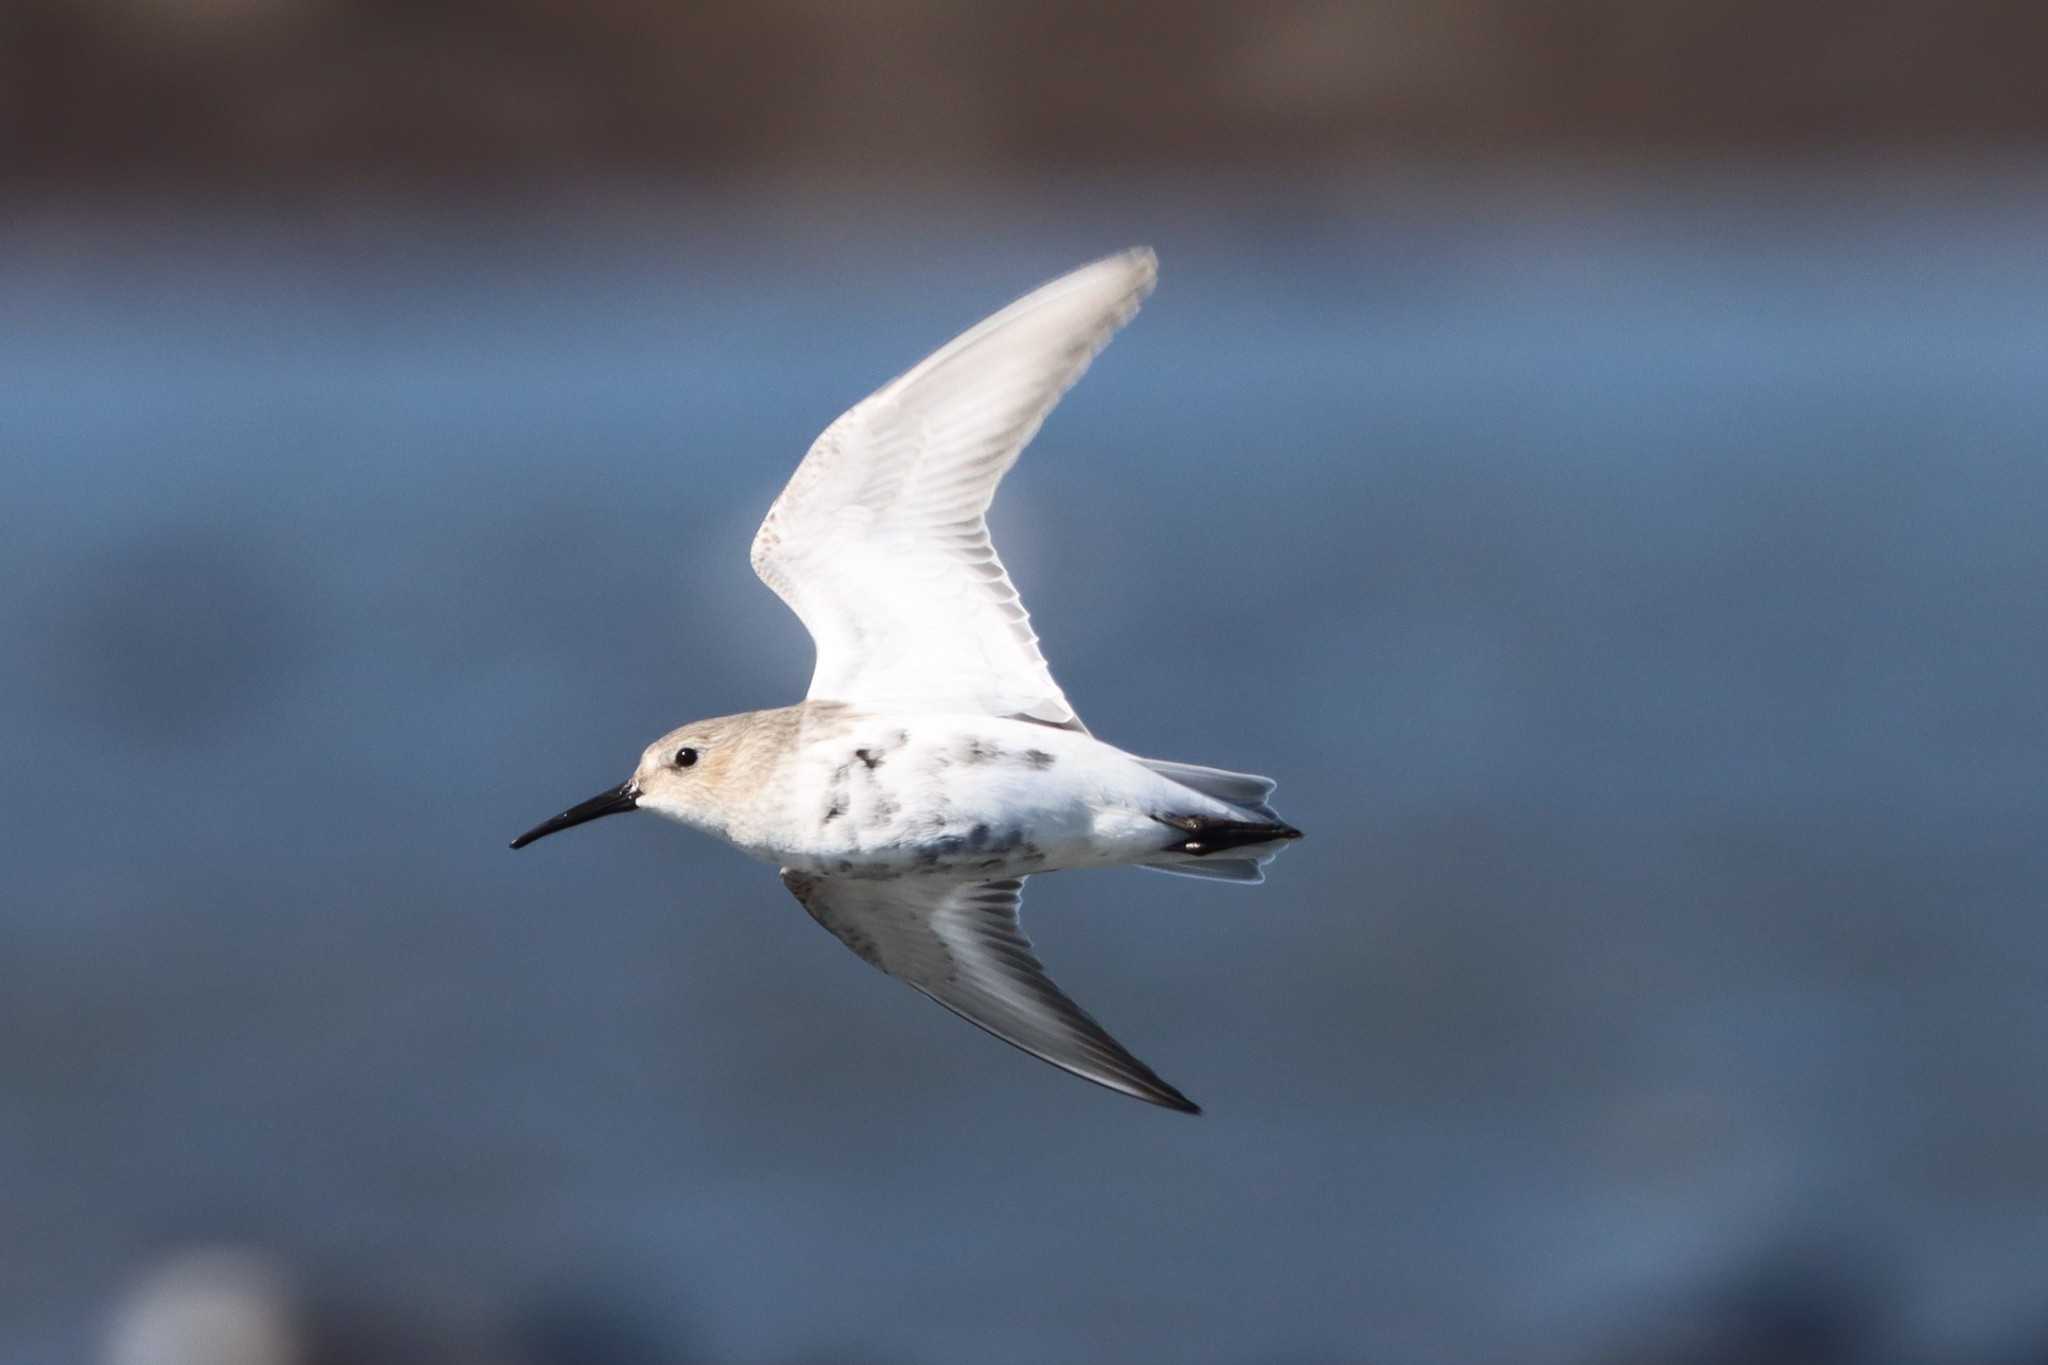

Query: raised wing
[
  {"left": 781, "top": 870, "right": 1199, "bottom": 1113},
  {"left": 750, "top": 249, "right": 1158, "bottom": 730}
]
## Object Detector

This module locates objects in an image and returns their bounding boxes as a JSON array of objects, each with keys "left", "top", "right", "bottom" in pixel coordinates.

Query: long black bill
[{"left": 510, "top": 782, "right": 638, "bottom": 850}]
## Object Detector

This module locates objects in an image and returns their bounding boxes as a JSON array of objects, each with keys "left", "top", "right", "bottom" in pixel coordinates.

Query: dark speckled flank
[
  {"left": 922, "top": 737, "right": 1060, "bottom": 774},
  {"left": 911, "top": 821, "right": 1045, "bottom": 873},
  {"left": 822, "top": 740, "right": 912, "bottom": 830},
  {"left": 820, "top": 754, "right": 851, "bottom": 824}
]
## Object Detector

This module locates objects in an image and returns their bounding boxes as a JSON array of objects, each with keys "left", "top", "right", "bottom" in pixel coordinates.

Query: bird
[{"left": 511, "top": 249, "right": 1300, "bottom": 1113}]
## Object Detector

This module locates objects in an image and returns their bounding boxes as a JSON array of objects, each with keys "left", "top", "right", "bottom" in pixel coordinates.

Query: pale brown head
[{"left": 509, "top": 712, "right": 763, "bottom": 849}]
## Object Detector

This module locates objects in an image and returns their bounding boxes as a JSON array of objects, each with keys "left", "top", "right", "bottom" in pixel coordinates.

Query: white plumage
[
  {"left": 514, "top": 250, "right": 1299, "bottom": 1114},
  {"left": 750, "top": 250, "right": 1154, "bottom": 730}
]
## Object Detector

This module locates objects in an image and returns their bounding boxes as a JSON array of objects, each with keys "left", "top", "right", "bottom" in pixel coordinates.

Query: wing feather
[
  {"left": 781, "top": 870, "right": 1199, "bottom": 1113},
  {"left": 751, "top": 250, "right": 1158, "bottom": 729}
]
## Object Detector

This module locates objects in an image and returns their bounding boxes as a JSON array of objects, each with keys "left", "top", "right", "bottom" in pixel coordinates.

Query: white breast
[{"left": 748, "top": 714, "right": 1184, "bottom": 877}]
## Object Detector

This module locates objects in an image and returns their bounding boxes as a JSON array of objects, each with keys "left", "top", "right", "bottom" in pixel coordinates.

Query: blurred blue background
[{"left": 5, "top": 5, "right": 2048, "bottom": 1363}]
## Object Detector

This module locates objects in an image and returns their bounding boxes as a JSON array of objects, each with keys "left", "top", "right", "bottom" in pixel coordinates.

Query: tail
[
  {"left": 1136, "top": 758, "right": 1281, "bottom": 820},
  {"left": 1134, "top": 758, "right": 1301, "bottom": 885}
]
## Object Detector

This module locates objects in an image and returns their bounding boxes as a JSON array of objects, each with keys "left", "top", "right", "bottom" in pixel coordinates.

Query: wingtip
[
  {"left": 1083, "top": 246, "right": 1156, "bottom": 295},
  {"left": 1139, "top": 1076, "right": 1202, "bottom": 1115},
  {"left": 1120, "top": 245, "right": 1159, "bottom": 289}
]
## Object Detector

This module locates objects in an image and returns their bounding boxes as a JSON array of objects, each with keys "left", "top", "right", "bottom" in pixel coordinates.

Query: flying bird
[{"left": 512, "top": 249, "right": 1300, "bottom": 1113}]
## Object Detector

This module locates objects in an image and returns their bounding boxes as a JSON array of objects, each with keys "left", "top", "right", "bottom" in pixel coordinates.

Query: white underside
[{"left": 695, "top": 712, "right": 1252, "bottom": 880}]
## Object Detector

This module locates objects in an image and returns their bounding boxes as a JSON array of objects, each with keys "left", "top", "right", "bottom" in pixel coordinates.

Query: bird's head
[{"left": 510, "top": 713, "right": 756, "bottom": 849}]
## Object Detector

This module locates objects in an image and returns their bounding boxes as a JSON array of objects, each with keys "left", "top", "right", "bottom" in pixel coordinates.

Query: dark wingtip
[{"left": 1142, "top": 1078, "right": 1203, "bottom": 1115}]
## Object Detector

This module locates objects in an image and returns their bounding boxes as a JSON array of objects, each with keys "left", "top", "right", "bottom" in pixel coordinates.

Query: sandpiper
[{"left": 513, "top": 249, "right": 1300, "bottom": 1113}]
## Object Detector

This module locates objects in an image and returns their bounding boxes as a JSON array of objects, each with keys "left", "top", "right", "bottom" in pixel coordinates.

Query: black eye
[{"left": 673, "top": 747, "right": 698, "bottom": 769}]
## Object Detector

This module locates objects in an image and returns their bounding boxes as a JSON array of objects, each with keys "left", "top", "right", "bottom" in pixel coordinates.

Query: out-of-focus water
[{"left": 4, "top": 179, "right": 2046, "bottom": 1364}]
